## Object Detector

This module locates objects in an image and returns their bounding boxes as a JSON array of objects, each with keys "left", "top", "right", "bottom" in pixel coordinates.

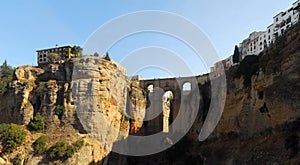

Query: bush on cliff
[
  {"left": 0, "top": 123, "right": 26, "bottom": 153},
  {"left": 54, "top": 105, "right": 64, "bottom": 119},
  {"left": 33, "top": 135, "right": 48, "bottom": 155},
  {"left": 35, "top": 82, "right": 48, "bottom": 97},
  {"left": 48, "top": 141, "right": 68, "bottom": 160},
  {"left": 28, "top": 112, "right": 45, "bottom": 133},
  {"left": 48, "top": 140, "right": 84, "bottom": 161},
  {"left": 235, "top": 55, "right": 259, "bottom": 86}
]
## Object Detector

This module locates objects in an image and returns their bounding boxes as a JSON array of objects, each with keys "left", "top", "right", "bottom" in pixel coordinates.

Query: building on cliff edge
[
  {"left": 211, "top": 0, "right": 300, "bottom": 73},
  {"left": 36, "top": 45, "right": 72, "bottom": 66}
]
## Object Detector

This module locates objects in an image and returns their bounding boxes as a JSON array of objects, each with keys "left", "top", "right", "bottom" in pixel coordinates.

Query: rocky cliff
[
  {"left": 0, "top": 24, "right": 300, "bottom": 165},
  {"left": 0, "top": 56, "right": 146, "bottom": 164},
  {"left": 126, "top": 22, "right": 300, "bottom": 165}
]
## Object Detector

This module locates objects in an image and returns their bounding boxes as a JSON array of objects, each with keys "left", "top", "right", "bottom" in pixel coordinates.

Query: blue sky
[{"left": 0, "top": 0, "right": 296, "bottom": 78}]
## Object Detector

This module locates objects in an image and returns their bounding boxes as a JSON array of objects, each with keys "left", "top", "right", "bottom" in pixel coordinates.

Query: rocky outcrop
[
  {"left": 0, "top": 56, "right": 144, "bottom": 164},
  {"left": 0, "top": 66, "right": 44, "bottom": 125},
  {"left": 71, "top": 56, "right": 130, "bottom": 161},
  {"left": 0, "top": 25, "right": 300, "bottom": 165},
  {"left": 128, "top": 80, "right": 146, "bottom": 134}
]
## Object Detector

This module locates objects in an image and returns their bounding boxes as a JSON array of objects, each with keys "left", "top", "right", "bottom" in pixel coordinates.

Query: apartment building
[{"left": 36, "top": 45, "right": 72, "bottom": 66}]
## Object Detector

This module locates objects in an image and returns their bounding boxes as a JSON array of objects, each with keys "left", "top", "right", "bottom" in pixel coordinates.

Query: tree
[
  {"left": 235, "top": 55, "right": 259, "bottom": 86},
  {"left": 0, "top": 124, "right": 26, "bottom": 153},
  {"left": 47, "top": 53, "right": 60, "bottom": 63},
  {"left": 0, "top": 60, "right": 14, "bottom": 95},
  {"left": 71, "top": 46, "right": 82, "bottom": 57},
  {"left": 28, "top": 112, "right": 45, "bottom": 132},
  {"left": 232, "top": 45, "right": 240, "bottom": 63},
  {"left": 103, "top": 52, "right": 111, "bottom": 61},
  {"left": 0, "top": 60, "right": 14, "bottom": 78},
  {"left": 93, "top": 52, "right": 99, "bottom": 57}
]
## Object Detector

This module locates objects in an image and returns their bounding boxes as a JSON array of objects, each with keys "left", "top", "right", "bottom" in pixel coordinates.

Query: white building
[
  {"left": 273, "top": 4, "right": 299, "bottom": 37},
  {"left": 130, "top": 75, "right": 143, "bottom": 80},
  {"left": 239, "top": 31, "right": 265, "bottom": 59},
  {"left": 266, "top": 24, "right": 275, "bottom": 46},
  {"left": 211, "top": 0, "right": 300, "bottom": 72},
  {"left": 225, "top": 55, "right": 233, "bottom": 68},
  {"left": 239, "top": 0, "right": 300, "bottom": 60}
]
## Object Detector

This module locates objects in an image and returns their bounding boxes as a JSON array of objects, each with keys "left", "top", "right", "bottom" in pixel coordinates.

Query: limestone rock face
[
  {"left": 128, "top": 80, "right": 146, "bottom": 134},
  {"left": 214, "top": 33, "right": 300, "bottom": 139},
  {"left": 72, "top": 56, "right": 129, "bottom": 159},
  {"left": 0, "top": 57, "right": 140, "bottom": 164},
  {"left": 0, "top": 66, "right": 44, "bottom": 124}
]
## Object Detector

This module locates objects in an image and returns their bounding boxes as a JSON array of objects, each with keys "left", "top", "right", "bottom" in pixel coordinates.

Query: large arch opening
[
  {"left": 147, "top": 84, "right": 154, "bottom": 93},
  {"left": 183, "top": 82, "right": 191, "bottom": 93},
  {"left": 162, "top": 91, "right": 174, "bottom": 133}
]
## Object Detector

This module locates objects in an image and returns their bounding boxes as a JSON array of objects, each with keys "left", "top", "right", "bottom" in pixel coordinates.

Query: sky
[{"left": 0, "top": 0, "right": 296, "bottom": 79}]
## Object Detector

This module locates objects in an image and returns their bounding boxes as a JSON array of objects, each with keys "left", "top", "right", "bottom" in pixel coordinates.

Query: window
[
  {"left": 282, "top": 12, "right": 286, "bottom": 17},
  {"left": 276, "top": 18, "right": 279, "bottom": 22}
]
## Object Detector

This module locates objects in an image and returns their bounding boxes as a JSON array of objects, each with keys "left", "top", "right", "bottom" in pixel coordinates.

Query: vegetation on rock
[
  {"left": 71, "top": 46, "right": 82, "bottom": 57},
  {"left": 0, "top": 60, "right": 14, "bottom": 95},
  {"left": 235, "top": 55, "right": 259, "bottom": 86},
  {"left": 103, "top": 52, "right": 111, "bottom": 61},
  {"left": 0, "top": 123, "right": 26, "bottom": 153},
  {"left": 47, "top": 53, "right": 60, "bottom": 63},
  {"left": 232, "top": 45, "right": 240, "bottom": 64},
  {"left": 54, "top": 105, "right": 64, "bottom": 118},
  {"left": 28, "top": 112, "right": 45, "bottom": 133},
  {"left": 35, "top": 82, "right": 48, "bottom": 97},
  {"left": 48, "top": 140, "right": 84, "bottom": 161},
  {"left": 33, "top": 135, "right": 48, "bottom": 155}
]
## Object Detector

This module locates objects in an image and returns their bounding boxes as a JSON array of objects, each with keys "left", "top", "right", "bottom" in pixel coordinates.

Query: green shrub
[
  {"left": 48, "top": 140, "right": 84, "bottom": 160},
  {"left": 65, "top": 145, "right": 75, "bottom": 158},
  {"left": 49, "top": 141, "right": 68, "bottom": 160},
  {"left": 36, "top": 82, "right": 48, "bottom": 97},
  {"left": 28, "top": 112, "right": 45, "bottom": 133},
  {"left": 235, "top": 55, "right": 259, "bottom": 86},
  {"left": 0, "top": 124, "right": 26, "bottom": 153},
  {"left": 73, "top": 140, "right": 84, "bottom": 151},
  {"left": 54, "top": 105, "right": 64, "bottom": 118},
  {"left": 33, "top": 135, "right": 48, "bottom": 155}
]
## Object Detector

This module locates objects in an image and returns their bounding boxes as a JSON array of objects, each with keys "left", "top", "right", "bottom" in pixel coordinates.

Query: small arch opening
[
  {"left": 147, "top": 84, "right": 154, "bottom": 93},
  {"left": 183, "top": 82, "right": 191, "bottom": 91}
]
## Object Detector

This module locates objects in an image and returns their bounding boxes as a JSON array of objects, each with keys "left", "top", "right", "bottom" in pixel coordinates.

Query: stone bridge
[{"left": 136, "top": 74, "right": 209, "bottom": 135}]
